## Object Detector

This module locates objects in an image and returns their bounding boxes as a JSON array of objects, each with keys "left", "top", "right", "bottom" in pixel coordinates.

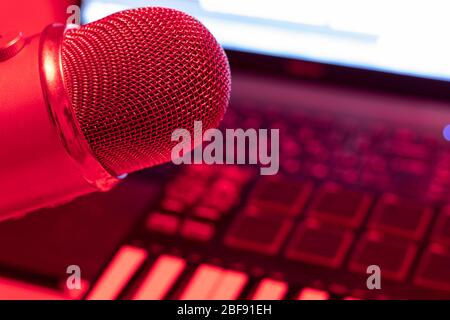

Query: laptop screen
[{"left": 82, "top": 0, "right": 450, "bottom": 82}]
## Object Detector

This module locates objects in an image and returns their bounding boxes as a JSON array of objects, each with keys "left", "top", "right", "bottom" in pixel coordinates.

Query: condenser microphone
[{"left": 0, "top": 7, "right": 231, "bottom": 220}]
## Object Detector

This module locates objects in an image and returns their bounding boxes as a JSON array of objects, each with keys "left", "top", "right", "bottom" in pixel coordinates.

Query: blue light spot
[{"left": 443, "top": 125, "right": 450, "bottom": 141}]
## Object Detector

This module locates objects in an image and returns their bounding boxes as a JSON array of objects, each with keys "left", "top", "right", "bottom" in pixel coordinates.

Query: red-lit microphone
[{"left": 0, "top": 7, "right": 231, "bottom": 220}]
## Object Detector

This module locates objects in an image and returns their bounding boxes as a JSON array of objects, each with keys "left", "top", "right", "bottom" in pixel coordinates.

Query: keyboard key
[
  {"left": 348, "top": 231, "right": 417, "bottom": 281},
  {"left": 251, "top": 278, "right": 288, "bottom": 300},
  {"left": 209, "top": 270, "right": 248, "bottom": 300},
  {"left": 63, "top": 279, "right": 90, "bottom": 300},
  {"left": 308, "top": 183, "right": 372, "bottom": 228},
  {"left": 199, "top": 179, "right": 240, "bottom": 212},
  {"left": 304, "top": 139, "right": 329, "bottom": 160},
  {"left": 182, "top": 164, "right": 218, "bottom": 180},
  {"left": 281, "top": 158, "right": 301, "bottom": 175},
  {"left": 332, "top": 151, "right": 359, "bottom": 168},
  {"left": 309, "top": 163, "right": 330, "bottom": 179},
  {"left": 247, "top": 177, "right": 313, "bottom": 217},
  {"left": 145, "top": 212, "right": 179, "bottom": 235},
  {"left": 0, "top": 276, "right": 87, "bottom": 300},
  {"left": 333, "top": 168, "right": 359, "bottom": 184},
  {"left": 161, "top": 197, "right": 187, "bottom": 214},
  {"left": 414, "top": 243, "right": 450, "bottom": 291},
  {"left": 391, "top": 158, "right": 428, "bottom": 176},
  {"left": 132, "top": 255, "right": 186, "bottom": 300},
  {"left": 281, "top": 136, "right": 301, "bottom": 157},
  {"left": 384, "top": 141, "right": 430, "bottom": 160},
  {"left": 431, "top": 207, "right": 450, "bottom": 245},
  {"left": 217, "top": 166, "right": 255, "bottom": 185},
  {"left": 361, "top": 154, "right": 387, "bottom": 173},
  {"left": 297, "top": 288, "right": 329, "bottom": 300},
  {"left": 0, "top": 278, "right": 62, "bottom": 300},
  {"left": 179, "top": 264, "right": 223, "bottom": 300},
  {"left": 369, "top": 195, "right": 433, "bottom": 240},
  {"left": 285, "top": 219, "right": 354, "bottom": 268},
  {"left": 165, "top": 178, "right": 206, "bottom": 206},
  {"left": 192, "top": 205, "right": 221, "bottom": 220},
  {"left": 180, "top": 219, "right": 215, "bottom": 242},
  {"left": 86, "top": 245, "right": 147, "bottom": 300},
  {"left": 225, "top": 215, "right": 293, "bottom": 255}
]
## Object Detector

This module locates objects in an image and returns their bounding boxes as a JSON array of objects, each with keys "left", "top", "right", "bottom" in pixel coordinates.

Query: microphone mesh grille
[{"left": 61, "top": 7, "right": 230, "bottom": 175}]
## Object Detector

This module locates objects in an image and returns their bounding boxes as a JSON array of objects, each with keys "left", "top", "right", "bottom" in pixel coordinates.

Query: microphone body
[
  {"left": 0, "top": 26, "right": 118, "bottom": 220},
  {"left": 0, "top": 7, "right": 230, "bottom": 221}
]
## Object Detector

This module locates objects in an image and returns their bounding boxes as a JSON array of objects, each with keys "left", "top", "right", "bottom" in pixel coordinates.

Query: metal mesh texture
[{"left": 61, "top": 7, "right": 231, "bottom": 175}]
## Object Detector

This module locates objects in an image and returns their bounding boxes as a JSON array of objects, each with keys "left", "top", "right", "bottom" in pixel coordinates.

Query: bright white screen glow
[{"left": 82, "top": 0, "right": 450, "bottom": 81}]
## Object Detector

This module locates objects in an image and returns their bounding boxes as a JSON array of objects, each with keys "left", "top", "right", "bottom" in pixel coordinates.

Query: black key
[
  {"left": 285, "top": 219, "right": 354, "bottom": 268},
  {"left": 224, "top": 215, "right": 293, "bottom": 255},
  {"left": 348, "top": 231, "right": 417, "bottom": 281},
  {"left": 308, "top": 183, "right": 372, "bottom": 228},
  {"left": 414, "top": 243, "right": 450, "bottom": 291},
  {"left": 369, "top": 194, "right": 433, "bottom": 240},
  {"left": 247, "top": 177, "right": 313, "bottom": 217}
]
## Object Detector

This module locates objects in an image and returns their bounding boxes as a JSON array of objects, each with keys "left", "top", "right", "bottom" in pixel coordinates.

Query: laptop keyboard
[
  {"left": 122, "top": 103, "right": 450, "bottom": 300},
  {"left": 0, "top": 102, "right": 449, "bottom": 299}
]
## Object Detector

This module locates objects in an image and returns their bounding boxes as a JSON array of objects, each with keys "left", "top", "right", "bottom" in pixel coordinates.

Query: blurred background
[{"left": 82, "top": 0, "right": 450, "bottom": 81}]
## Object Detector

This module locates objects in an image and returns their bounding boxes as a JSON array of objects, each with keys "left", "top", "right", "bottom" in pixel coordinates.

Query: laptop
[{"left": 0, "top": 0, "right": 449, "bottom": 300}]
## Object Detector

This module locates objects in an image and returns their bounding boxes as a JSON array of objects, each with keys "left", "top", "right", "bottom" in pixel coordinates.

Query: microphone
[{"left": 0, "top": 7, "right": 231, "bottom": 220}]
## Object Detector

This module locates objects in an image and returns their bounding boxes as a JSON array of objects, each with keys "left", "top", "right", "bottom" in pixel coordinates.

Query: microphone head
[{"left": 61, "top": 7, "right": 231, "bottom": 175}]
